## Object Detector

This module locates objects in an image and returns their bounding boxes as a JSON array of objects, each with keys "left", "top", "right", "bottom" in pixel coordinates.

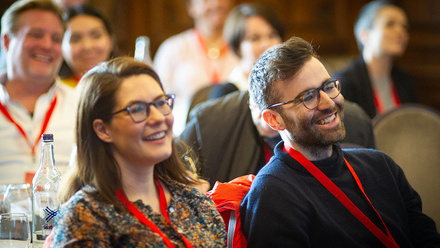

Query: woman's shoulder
[
  {"left": 60, "top": 186, "right": 109, "bottom": 213},
  {"left": 166, "top": 180, "right": 215, "bottom": 207}
]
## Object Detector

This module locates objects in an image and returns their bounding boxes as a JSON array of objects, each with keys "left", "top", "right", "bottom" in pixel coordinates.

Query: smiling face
[
  {"left": 4, "top": 9, "right": 64, "bottom": 83},
  {"left": 269, "top": 57, "right": 345, "bottom": 155},
  {"left": 103, "top": 74, "right": 174, "bottom": 168},
  {"left": 363, "top": 6, "right": 409, "bottom": 58},
  {"left": 62, "top": 14, "right": 113, "bottom": 77}
]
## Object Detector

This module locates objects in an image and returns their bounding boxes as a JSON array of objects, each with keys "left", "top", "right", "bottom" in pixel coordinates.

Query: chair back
[{"left": 373, "top": 104, "right": 440, "bottom": 231}]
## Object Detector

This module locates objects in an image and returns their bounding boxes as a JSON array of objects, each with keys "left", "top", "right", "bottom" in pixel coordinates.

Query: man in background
[{"left": 0, "top": 0, "right": 77, "bottom": 184}]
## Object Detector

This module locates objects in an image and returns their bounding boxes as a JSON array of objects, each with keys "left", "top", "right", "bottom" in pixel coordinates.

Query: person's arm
[{"left": 51, "top": 197, "right": 112, "bottom": 247}]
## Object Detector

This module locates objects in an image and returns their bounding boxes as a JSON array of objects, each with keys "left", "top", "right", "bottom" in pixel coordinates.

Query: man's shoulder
[
  {"left": 342, "top": 148, "right": 395, "bottom": 169},
  {"left": 251, "top": 158, "right": 291, "bottom": 185},
  {"left": 190, "top": 90, "right": 249, "bottom": 118}
]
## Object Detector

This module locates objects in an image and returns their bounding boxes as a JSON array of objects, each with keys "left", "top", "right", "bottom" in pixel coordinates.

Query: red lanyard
[
  {"left": 372, "top": 81, "right": 401, "bottom": 114},
  {"left": 194, "top": 29, "right": 229, "bottom": 83},
  {"left": 263, "top": 141, "right": 272, "bottom": 163},
  {"left": 0, "top": 94, "right": 58, "bottom": 159},
  {"left": 115, "top": 177, "right": 194, "bottom": 248},
  {"left": 283, "top": 145, "right": 399, "bottom": 248}
]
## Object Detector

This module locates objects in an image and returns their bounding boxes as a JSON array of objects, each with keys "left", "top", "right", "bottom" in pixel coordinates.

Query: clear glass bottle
[{"left": 31, "top": 134, "right": 61, "bottom": 247}]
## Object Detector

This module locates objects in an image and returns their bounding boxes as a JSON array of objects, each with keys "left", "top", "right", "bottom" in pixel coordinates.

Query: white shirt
[
  {"left": 0, "top": 80, "right": 77, "bottom": 184},
  {"left": 154, "top": 29, "right": 239, "bottom": 135}
]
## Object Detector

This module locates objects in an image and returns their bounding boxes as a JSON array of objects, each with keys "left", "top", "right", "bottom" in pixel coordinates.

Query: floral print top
[{"left": 51, "top": 180, "right": 226, "bottom": 247}]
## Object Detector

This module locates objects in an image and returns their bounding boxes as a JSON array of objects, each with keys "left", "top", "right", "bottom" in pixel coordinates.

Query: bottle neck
[{"left": 40, "top": 141, "right": 56, "bottom": 168}]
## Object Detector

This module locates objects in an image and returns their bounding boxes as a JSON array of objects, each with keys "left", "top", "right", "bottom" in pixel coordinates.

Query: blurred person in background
[
  {"left": 154, "top": 0, "right": 239, "bottom": 135},
  {"left": 59, "top": 4, "right": 114, "bottom": 87},
  {"left": 333, "top": 0, "right": 416, "bottom": 119},
  {"left": 0, "top": 0, "right": 76, "bottom": 184},
  {"left": 53, "top": 0, "right": 87, "bottom": 9}
]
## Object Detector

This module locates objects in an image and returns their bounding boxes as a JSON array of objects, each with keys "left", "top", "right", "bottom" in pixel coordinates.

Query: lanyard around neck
[
  {"left": 193, "top": 29, "right": 230, "bottom": 83},
  {"left": 283, "top": 145, "right": 399, "bottom": 248},
  {"left": 115, "top": 177, "right": 193, "bottom": 248},
  {"left": 0, "top": 94, "right": 58, "bottom": 159}
]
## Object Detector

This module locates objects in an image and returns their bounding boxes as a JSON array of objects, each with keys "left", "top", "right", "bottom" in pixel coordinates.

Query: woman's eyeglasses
[{"left": 111, "top": 94, "right": 175, "bottom": 123}]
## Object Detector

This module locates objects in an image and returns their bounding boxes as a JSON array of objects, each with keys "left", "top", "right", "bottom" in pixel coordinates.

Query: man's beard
[{"left": 281, "top": 104, "right": 346, "bottom": 156}]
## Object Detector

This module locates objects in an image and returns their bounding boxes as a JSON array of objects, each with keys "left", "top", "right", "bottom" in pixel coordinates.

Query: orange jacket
[{"left": 206, "top": 174, "right": 255, "bottom": 248}]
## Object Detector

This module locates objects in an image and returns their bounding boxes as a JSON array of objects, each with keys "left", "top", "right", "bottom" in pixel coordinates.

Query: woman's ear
[
  {"left": 358, "top": 29, "right": 369, "bottom": 47},
  {"left": 262, "top": 109, "right": 286, "bottom": 131},
  {"left": 186, "top": 1, "right": 196, "bottom": 19},
  {"left": 93, "top": 119, "right": 113, "bottom": 143}
]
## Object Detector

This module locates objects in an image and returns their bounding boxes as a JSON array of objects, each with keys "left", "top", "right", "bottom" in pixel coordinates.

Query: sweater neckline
[{"left": 276, "top": 142, "right": 346, "bottom": 178}]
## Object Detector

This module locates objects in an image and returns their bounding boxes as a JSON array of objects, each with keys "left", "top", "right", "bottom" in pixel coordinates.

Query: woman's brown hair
[{"left": 59, "top": 57, "right": 198, "bottom": 209}]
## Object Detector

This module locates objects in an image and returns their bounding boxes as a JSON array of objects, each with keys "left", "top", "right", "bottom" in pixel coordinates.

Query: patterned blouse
[{"left": 51, "top": 180, "right": 226, "bottom": 247}]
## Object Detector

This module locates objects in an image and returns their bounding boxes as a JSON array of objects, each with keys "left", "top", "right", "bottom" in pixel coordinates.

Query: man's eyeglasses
[
  {"left": 111, "top": 94, "right": 175, "bottom": 123},
  {"left": 266, "top": 79, "right": 341, "bottom": 110}
]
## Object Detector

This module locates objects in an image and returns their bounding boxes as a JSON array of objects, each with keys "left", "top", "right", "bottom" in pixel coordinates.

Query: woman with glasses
[{"left": 50, "top": 57, "right": 226, "bottom": 247}]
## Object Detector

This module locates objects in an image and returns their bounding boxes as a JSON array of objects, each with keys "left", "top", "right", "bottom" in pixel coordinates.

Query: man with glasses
[{"left": 240, "top": 36, "right": 440, "bottom": 247}]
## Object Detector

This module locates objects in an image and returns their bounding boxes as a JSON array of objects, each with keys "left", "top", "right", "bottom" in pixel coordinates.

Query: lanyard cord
[
  {"left": 284, "top": 145, "right": 399, "bottom": 248},
  {"left": 193, "top": 29, "right": 229, "bottom": 83},
  {"left": 0, "top": 94, "right": 58, "bottom": 158},
  {"left": 115, "top": 177, "right": 193, "bottom": 248}
]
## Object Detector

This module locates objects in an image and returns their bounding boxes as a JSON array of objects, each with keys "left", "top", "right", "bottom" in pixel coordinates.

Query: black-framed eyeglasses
[
  {"left": 266, "top": 79, "right": 341, "bottom": 110},
  {"left": 111, "top": 94, "right": 175, "bottom": 123}
]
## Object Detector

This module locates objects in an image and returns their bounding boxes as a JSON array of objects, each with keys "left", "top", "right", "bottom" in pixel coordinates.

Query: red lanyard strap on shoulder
[
  {"left": 115, "top": 177, "right": 194, "bottom": 248},
  {"left": 0, "top": 94, "right": 58, "bottom": 157},
  {"left": 283, "top": 145, "right": 399, "bottom": 248}
]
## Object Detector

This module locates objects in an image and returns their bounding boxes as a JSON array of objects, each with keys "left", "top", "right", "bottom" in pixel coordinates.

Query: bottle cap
[{"left": 42, "top": 133, "right": 54, "bottom": 142}]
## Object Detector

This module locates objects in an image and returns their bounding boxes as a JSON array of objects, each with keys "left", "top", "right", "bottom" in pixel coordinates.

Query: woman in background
[
  {"left": 333, "top": 0, "right": 416, "bottom": 118},
  {"left": 223, "top": 2, "right": 284, "bottom": 90},
  {"left": 51, "top": 57, "right": 225, "bottom": 247},
  {"left": 59, "top": 4, "right": 114, "bottom": 87}
]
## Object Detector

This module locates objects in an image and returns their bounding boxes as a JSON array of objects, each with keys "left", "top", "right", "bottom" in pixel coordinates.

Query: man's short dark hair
[{"left": 249, "top": 36, "right": 319, "bottom": 111}]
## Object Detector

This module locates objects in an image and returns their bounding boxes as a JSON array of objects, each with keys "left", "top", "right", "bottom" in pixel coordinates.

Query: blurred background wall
[{"left": 1, "top": 0, "right": 439, "bottom": 111}]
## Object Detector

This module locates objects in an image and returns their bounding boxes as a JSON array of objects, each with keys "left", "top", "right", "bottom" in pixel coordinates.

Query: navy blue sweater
[{"left": 240, "top": 142, "right": 440, "bottom": 247}]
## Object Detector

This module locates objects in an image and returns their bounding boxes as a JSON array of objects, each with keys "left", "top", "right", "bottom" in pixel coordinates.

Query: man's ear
[
  {"left": 93, "top": 119, "right": 113, "bottom": 143},
  {"left": 262, "top": 109, "right": 286, "bottom": 131},
  {"left": 2, "top": 33, "right": 11, "bottom": 52}
]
